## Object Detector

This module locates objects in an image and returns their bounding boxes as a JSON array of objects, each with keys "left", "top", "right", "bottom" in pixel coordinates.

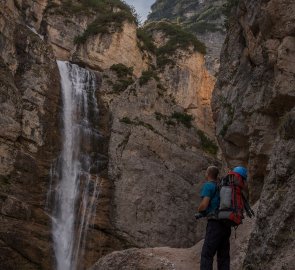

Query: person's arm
[{"left": 197, "top": 197, "right": 210, "bottom": 212}]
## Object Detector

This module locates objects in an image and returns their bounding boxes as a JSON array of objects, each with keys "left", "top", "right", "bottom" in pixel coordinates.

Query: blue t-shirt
[{"left": 200, "top": 181, "right": 220, "bottom": 215}]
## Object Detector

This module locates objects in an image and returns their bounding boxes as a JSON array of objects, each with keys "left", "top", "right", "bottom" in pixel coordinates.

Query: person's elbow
[{"left": 198, "top": 204, "right": 207, "bottom": 212}]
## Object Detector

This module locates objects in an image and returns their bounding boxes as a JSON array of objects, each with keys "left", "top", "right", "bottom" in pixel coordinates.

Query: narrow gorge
[{"left": 0, "top": 0, "right": 294, "bottom": 270}]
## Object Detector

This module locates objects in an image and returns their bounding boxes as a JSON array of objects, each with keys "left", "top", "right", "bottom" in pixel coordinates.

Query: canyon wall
[
  {"left": 148, "top": 0, "right": 226, "bottom": 75},
  {"left": 0, "top": 1, "right": 60, "bottom": 269},
  {"left": 3, "top": 0, "right": 294, "bottom": 270},
  {"left": 0, "top": 0, "right": 219, "bottom": 269},
  {"left": 212, "top": 0, "right": 295, "bottom": 269},
  {"left": 91, "top": 0, "right": 295, "bottom": 269}
]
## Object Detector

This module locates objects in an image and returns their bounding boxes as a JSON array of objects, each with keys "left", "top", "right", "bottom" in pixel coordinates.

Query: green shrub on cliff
[
  {"left": 152, "top": 22, "right": 206, "bottom": 54},
  {"left": 120, "top": 116, "right": 133, "bottom": 124},
  {"left": 197, "top": 130, "right": 218, "bottom": 155},
  {"left": 110, "top": 63, "right": 133, "bottom": 77},
  {"left": 73, "top": 0, "right": 138, "bottom": 44},
  {"left": 112, "top": 79, "right": 134, "bottom": 92},
  {"left": 139, "top": 70, "right": 160, "bottom": 86},
  {"left": 138, "top": 22, "right": 206, "bottom": 69},
  {"left": 74, "top": 10, "right": 136, "bottom": 44},
  {"left": 109, "top": 63, "right": 134, "bottom": 92},
  {"left": 137, "top": 28, "right": 156, "bottom": 53},
  {"left": 171, "top": 111, "right": 194, "bottom": 128}
]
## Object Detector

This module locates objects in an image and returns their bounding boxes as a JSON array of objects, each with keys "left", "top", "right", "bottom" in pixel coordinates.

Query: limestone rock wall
[
  {"left": 42, "top": 4, "right": 148, "bottom": 76},
  {"left": 102, "top": 71, "right": 217, "bottom": 249},
  {"left": 148, "top": 0, "right": 226, "bottom": 75},
  {"left": 0, "top": 1, "right": 60, "bottom": 269},
  {"left": 161, "top": 49, "right": 216, "bottom": 137},
  {"left": 41, "top": 0, "right": 219, "bottom": 252},
  {"left": 212, "top": 0, "right": 295, "bottom": 269},
  {"left": 89, "top": 202, "right": 259, "bottom": 270},
  {"left": 0, "top": 0, "right": 219, "bottom": 269}
]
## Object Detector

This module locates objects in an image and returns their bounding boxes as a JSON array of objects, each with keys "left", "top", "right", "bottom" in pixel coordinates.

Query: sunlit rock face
[
  {"left": 212, "top": 0, "right": 295, "bottom": 269},
  {"left": 160, "top": 49, "right": 216, "bottom": 137},
  {"left": 44, "top": 11, "right": 148, "bottom": 77}
]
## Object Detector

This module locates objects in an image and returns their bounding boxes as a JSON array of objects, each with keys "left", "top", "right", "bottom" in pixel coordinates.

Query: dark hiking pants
[{"left": 200, "top": 220, "right": 231, "bottom": 270}]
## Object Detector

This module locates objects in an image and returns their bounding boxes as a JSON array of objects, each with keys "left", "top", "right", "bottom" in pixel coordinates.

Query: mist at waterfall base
[{"left": 48, "top": 61, "right": 102, "bottom": 270}]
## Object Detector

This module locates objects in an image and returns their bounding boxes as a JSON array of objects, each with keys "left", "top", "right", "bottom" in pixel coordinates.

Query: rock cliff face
[
  {"left": 148, "top": 0, "right": 226, "bottom": 75},
  {"left": 2, "top": 0, "right": 294, "bottom": 269},
  {"left": 42, "top": 7, "right": 148, "bottom": 76},
  {"left": 90, "top": 203, "right": 258, "bottom": 270},
  {"left": 0, "top": 0, "right": 218, "bottom": 269},
  {"left": 212, "top": 0, "right": 295, "bottom": 269},
  {"left": 160, "top": 50, "right": 216, "bottom": 137},
  {"left": 0, "top": 1, "right": 60, "bottom": 269}
]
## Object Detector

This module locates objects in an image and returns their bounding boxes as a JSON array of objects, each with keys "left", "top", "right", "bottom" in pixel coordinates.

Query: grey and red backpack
[{"left": 218, "top": 171, "right": 254, "bottom": 227}]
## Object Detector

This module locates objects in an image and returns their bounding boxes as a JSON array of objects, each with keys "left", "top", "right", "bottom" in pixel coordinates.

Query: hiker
[{"left": 197, "top": 166, "right": 249, "bottom": 270}]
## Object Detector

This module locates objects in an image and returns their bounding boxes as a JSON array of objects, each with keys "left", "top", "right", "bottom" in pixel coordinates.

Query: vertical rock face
[
  {"left": 104, "top": 67, "right": 217, "bottom": 249},
  {"left": 212, "top": 0, "right": 295, "bottom": 269},
  {"left": 1, "top": 0, "right": 220, "bottom": 269},
  {"left": 0, "top": 1, "right": 60, "bottom": 269},
  {"left": 148, "top": 0, "right": 226, "bottom": 75},
  {"left": 161, "top": 50, "right": 216, "bottom": 137},
  {"left": 42, "top": 2, "right": 148, "bottom": 76}
]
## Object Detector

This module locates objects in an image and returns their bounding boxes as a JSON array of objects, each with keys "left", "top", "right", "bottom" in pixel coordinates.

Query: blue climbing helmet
[{"left": 233, "top": 166, "right": 248, "bottom": 180}]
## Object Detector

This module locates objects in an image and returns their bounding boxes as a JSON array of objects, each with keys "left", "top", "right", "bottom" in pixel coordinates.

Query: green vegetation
[
  {"left": 183, "top": 5, "right": 224, "bottom": 34},
  {"left": 197, "top": 130, "right": 218, "bottom": 155},
  {"left": 150, "top": 22, "right": 206, "bottom": 67},
  {"left": 48, "top": 0, "right": 137, "bottom": 19},
  {"left": 119, "top": 116, "right": 168, "bottom": 139},
  {"left": 137, "top": 21, "right": 206, "bottom": 69},
  {"left": 148, "top": 0, "right": 225, "bottom": 36},
  {"left": 71, "top": 0, "right": 138, "bottom": 44},
  {"left": 110, "top": 63, "right": 133, "bottom": 77},
  {"left": 112, "top": 78, "right": 134, "bottom": 92},
  {"left": 74, "top": 10, "right": 136, "bottom": 44},
  {"left": 171, "top": 111, "right": 194, "bottom": 128},
  {"left": 120, "top": 116, "right": 133, "bottom": 124},
  {"left": 139, "top": 70, "right": 160, "bottom": 86},
  {"left": 108, "top": 63, "right": 134, "bottom": 93},
  {"left": 154, "top": 111, "right": 194, "bottom": 128},
  {"left": 137, "top": 28, "right": 156, "bottom": 53}
]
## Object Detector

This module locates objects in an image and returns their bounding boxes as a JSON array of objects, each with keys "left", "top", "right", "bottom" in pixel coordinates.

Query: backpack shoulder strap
[{"left": 212, "top": 182, "right": 219, "bottom": 198}]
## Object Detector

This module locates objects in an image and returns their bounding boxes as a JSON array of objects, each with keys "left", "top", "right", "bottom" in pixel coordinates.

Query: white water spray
[{"left": 52, "top": 61, "right": 101, "bottom": 270}]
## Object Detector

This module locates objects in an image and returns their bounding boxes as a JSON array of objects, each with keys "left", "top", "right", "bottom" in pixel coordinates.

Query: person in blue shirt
[{"left": 197, "top": 166, "right": 231, "bottom": 270}]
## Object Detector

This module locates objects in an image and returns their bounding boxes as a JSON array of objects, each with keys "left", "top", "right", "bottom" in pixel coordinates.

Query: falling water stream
[{"left": 52, "top": 61, "right": 101, "bottom": 270}]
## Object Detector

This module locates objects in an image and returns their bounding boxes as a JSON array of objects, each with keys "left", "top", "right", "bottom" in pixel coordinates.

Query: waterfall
[{"left": 52, "top": 61, "right": 101, "bottom": 270}]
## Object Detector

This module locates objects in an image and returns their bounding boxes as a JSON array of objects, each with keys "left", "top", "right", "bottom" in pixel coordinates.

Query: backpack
[{"left": 218, "top": 171, "right": 246, "bottom": 227}]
